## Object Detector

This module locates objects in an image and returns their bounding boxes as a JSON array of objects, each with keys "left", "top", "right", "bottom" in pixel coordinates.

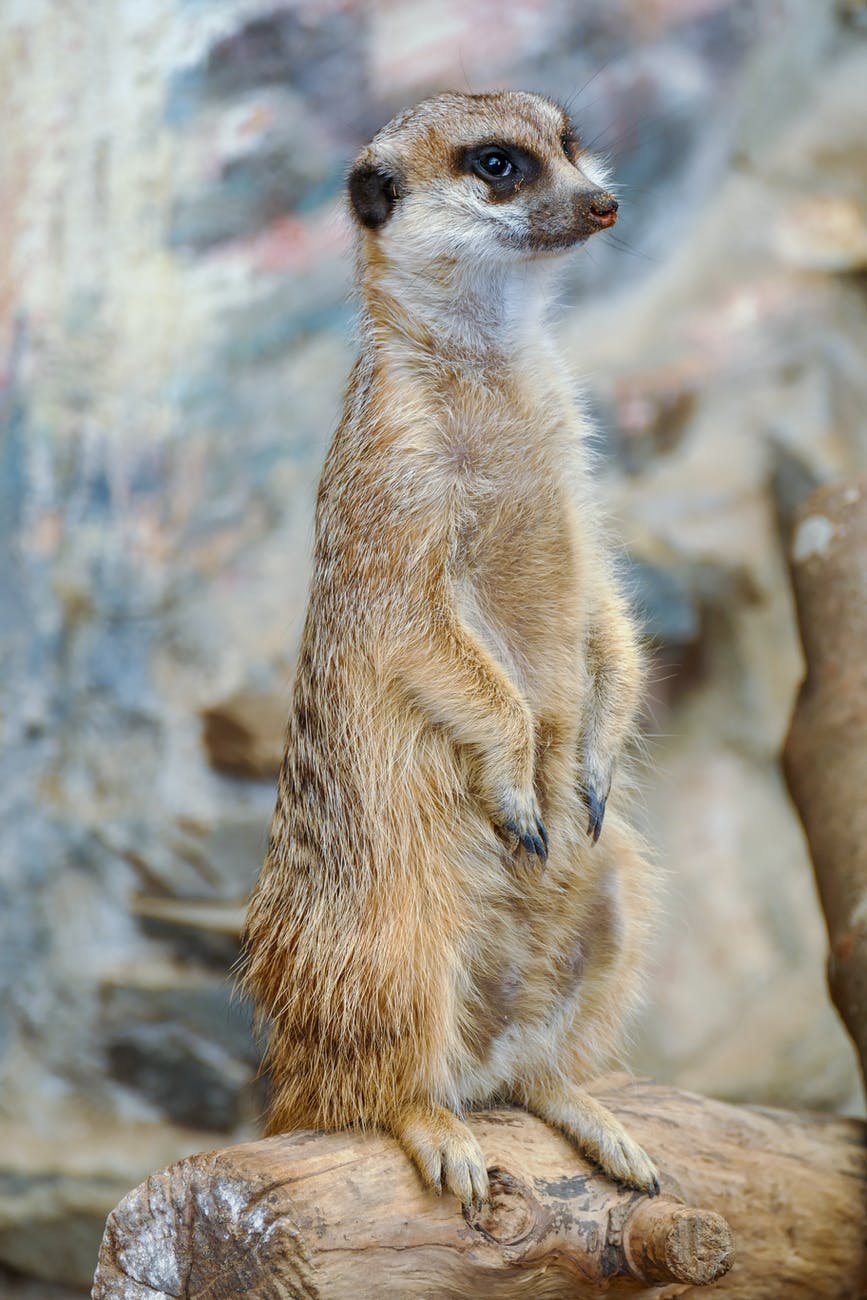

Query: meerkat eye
[
  {"left": 473, "top": 150, "right": 516, "bottom": 180},
  {"left": 458, "top": 143, "right": 538, "bottom": 190}
]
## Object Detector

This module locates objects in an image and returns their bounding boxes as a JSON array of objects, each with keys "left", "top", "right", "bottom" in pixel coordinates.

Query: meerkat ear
[{"left": 348, "top": 158, "right": 404, "bottom": 230}]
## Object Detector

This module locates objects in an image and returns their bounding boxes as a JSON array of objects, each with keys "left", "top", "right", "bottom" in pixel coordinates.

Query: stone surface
[
  {"left": 201, "top": 688, "right": 289, "bottom": 779},
  {"left": 0, "top": 1270, "right": 88, "bottom": 1300},
  {"left": 0, "top": 1111, "right": 242, "bottom": 1289},
  {"left": 2, "top": 0, "right": 866, "bottom": 1289},
  {"left": 100, "top": 960, "right": 264, "bottom": 1131}
]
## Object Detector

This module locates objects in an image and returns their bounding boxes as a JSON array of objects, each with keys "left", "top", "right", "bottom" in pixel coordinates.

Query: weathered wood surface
[
  {"left": 92, "top": 1075, "right": 867, "bottom": 1298},
  {"left": 784, "top": 477, "right": 867, "bottom": 1088}
]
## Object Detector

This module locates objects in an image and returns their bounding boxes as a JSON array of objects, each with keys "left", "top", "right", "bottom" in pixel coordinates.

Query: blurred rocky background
[{"left": 2, "top": 0, "right": 866, "bottom": 1292}]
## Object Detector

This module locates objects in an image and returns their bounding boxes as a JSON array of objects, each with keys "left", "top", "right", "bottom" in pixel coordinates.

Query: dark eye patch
[{"left": 455, "top": 141, "right": 542, "bottom": 198}]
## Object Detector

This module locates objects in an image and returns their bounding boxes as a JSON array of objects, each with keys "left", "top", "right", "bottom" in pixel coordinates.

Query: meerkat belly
[{"left": 451, "top": 857, "right": 624, "bottom": 1098}]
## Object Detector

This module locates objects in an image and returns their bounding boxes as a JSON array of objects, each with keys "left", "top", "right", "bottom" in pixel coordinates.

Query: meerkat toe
[
  {"left": 499, "top": 794, "right": 549, "bottom": 864},
  {"left": 597, "top": 1131, "right": 661, "bottom": 1197},
  {"left": 440, "top": 1132, "right": 490, "bottom": 1206},
  {"left": 406, "top": 1138, "right": 444, "bottom": 1195},
  {"left": 504, "top": 819, "right": 548, "bottom": 862},
  {"left": 394, "top": 1103, "right": 490, "bottom": 1208}
]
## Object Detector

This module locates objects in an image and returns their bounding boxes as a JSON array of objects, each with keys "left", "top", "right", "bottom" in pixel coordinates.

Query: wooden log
[
  {"left": 92, "top": 1075, "right": 867, "bottom": 1298},
  {"left": 783, "top": 477, "right": 867, "bottom": 1088}
]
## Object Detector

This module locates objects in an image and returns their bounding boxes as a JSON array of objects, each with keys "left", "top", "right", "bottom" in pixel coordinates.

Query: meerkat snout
[
  {"left": 587, "top": 193, "right": 618, "bottom": 228},
  {"left": 564, "top": 189, "right": 618, "bottom": 244}
]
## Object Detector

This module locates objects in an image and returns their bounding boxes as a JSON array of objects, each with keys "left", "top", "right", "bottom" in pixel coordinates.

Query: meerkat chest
[{"left": 443, "top": 397, "right": 588, "bottom": 688}]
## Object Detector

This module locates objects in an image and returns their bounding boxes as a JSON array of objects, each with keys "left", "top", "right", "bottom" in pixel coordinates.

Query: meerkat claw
[
  {"left": 504, "top": 817, "right": 549, "bottom": 862},
  {"left": 538, "top": 819, "right": 549, "bottom": 854},
  {"left": 583, "top": 787, "right": 606, "bottom": 843},
  {"left": 530, "top": 825, "right": 548, "bottom": 861}
]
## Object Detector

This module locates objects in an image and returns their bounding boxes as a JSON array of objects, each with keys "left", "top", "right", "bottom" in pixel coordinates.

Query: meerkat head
[{"left": 348, "top": 90, "right": 617, "bottom": 272}]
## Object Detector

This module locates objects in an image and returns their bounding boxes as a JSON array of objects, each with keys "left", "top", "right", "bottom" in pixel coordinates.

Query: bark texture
[
  {"left": 784, "top": 477, "right": 867, "bottom": 1088},
  {"left": 92, "top": 1075, "right": 867, "bottom": 1298}
]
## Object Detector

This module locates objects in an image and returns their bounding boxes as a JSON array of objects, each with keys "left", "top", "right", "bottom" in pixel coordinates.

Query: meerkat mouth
[
  {"left": 517, "top": 192, "right": 619, "bottom": 254},
  {"left": 519, "top": 227, "right": 607, "bottom": 253}
]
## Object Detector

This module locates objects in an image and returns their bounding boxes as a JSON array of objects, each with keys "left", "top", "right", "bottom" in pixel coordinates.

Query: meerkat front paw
[
  {"left": 495, "top": 789, "right": 549, "bottom": 863},
  {"left": 476, "top": 727, "right": 548, "bottom": 863},
  {"left": 393, "top": 1102, "right": 490, "bottom": 1208}
]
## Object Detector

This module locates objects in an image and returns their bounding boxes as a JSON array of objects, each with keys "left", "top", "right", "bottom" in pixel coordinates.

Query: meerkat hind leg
[
  {"left": 392, "top": 1101, "right": 490, "bottom": 1207},
  {"left": 525, "top": 1081, "right": 660, "bottom": 1196}
]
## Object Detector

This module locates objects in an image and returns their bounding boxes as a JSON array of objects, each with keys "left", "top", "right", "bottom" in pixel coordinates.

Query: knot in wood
[{"left": 463, "top": 1167, "right": 539, "bottom": 1245}]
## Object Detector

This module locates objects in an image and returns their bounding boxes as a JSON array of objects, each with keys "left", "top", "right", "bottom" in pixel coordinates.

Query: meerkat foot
[
  {"left": 393, "top": 1102, "right": 490, "bottom": 1208},
  {"left": 525, "top": 1084, "right": 660, "bottom": 1197}
]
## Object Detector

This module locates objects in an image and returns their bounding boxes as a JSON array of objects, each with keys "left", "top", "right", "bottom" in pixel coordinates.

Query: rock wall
[{"left": 1, "top": 0, "right": 866, "bottom": 1290}]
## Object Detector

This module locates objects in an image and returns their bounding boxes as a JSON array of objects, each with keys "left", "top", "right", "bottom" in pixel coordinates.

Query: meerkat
[{"left": 241, "top": 90, "right": 660, "bottom": 1207}]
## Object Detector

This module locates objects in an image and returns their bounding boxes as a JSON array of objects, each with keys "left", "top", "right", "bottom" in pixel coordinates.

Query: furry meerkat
[{"left": 241, "top": 90, "right": 660, "bottom": 1207}]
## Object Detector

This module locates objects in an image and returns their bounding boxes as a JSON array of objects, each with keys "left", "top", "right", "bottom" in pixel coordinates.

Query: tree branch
[{"left": 92, "top": 1076, "right": 867, "bottom": 1298}]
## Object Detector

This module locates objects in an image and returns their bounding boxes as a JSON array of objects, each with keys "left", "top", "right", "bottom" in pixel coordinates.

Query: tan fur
[{"left": 241, "top": 91, "right": 660, "bottom": 1205}]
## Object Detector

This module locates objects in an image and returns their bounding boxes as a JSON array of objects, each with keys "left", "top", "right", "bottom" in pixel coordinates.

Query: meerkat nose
[{"left": 588, "top": 193, "right": 618, "bottom": 228}]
